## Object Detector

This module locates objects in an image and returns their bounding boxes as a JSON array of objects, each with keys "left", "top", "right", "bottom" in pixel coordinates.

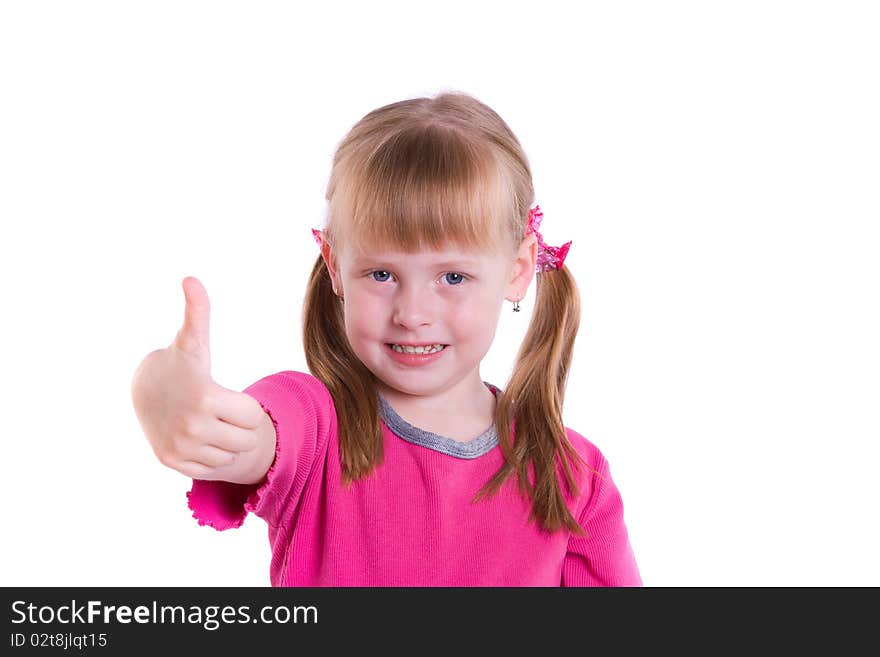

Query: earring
[{"left": 512, "top": 297, "right": 521, "bottom": 312}]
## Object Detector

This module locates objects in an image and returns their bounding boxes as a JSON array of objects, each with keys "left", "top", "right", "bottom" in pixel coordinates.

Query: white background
[{"left": 1, "top": 1, "right": 877, "bottom": 587}]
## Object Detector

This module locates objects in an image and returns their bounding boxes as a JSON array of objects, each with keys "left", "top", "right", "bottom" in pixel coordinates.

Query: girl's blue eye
[
  {"left": 371, "top": 271, "right": 391, "bottom": 282},
  {"left": 444, "top": 272, "right": 465, "bottom": 285}
]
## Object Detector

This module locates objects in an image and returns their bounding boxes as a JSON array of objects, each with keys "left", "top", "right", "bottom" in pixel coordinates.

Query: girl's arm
[{"left": 562, "top": 453, "right": 642, "bottom": 586}]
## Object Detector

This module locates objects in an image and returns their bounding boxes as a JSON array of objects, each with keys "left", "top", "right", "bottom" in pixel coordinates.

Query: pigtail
[
  {"left": 302, "top": 252, "right": 384, "bottom": 484},
  {"left": 475, "top": 262, "right": 590, "bottom": 535}
]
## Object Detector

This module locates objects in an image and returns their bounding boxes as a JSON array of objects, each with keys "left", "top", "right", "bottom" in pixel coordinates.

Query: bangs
[{"left": 328, "top": 125, "right": 515, "bottom": 257}]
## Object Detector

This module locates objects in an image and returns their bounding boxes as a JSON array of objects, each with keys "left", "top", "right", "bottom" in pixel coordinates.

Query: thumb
[{"left": 173, "top": 276, "right": 211, "bottom": 367}]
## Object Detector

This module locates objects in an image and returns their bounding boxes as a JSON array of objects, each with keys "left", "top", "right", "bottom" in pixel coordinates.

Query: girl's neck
[{"left": 377, "top": 378, "right": 497, "bottom": 442}]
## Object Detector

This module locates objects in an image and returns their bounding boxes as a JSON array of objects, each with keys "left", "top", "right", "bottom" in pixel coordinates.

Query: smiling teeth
[{"left": 392, "top": 344, "right": 445, "bottom": 354}]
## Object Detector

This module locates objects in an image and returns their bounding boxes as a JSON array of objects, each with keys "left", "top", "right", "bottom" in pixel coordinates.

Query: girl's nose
[{"left": 392, "top": 285, "right": 435, "bottom": 328}]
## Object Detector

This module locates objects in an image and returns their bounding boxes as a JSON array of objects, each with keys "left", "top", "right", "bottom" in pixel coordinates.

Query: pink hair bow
[{"left": 525, "top": 205, "right": 571, "bottom": 272}]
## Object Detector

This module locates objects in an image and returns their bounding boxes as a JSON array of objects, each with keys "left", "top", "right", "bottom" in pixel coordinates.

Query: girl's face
[{"left": 322, "top": 237, "right": 536, "bottom": 402}]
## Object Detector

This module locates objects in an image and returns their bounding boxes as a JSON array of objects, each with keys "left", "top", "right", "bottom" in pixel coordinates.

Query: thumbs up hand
[{"left": 131, "top": 277, "right": 276, "bottom": 483}]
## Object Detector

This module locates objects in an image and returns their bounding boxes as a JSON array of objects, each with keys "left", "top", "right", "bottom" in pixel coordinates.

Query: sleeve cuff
[{"left": 185, "top": 401, "right": 283, "bottom": 531}]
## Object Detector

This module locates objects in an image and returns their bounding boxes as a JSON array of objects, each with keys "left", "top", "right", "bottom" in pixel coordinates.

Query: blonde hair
[{"left": 303, "top": 91, "right": 587, "bottom": 534}]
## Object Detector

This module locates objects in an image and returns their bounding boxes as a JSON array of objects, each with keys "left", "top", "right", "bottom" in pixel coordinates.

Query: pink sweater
[{"left": 187, "top": 371, "right": 642, "bottom": 586}]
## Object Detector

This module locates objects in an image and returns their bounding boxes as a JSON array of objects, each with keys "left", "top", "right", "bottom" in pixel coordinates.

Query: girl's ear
[
  {"left": 321, "top": 241, "right": 343, "bottom": 296},
  {"left": 506, "top": 233, "right": 538, "bottom": 300}
]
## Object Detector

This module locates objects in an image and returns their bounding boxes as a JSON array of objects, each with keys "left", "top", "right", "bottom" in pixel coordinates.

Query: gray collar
[{"left": 377, "top": 382, "right": 501, "bottom": 459}]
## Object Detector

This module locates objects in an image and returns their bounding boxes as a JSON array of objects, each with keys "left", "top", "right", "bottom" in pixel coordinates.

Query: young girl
[{"left": 131, "top": 91, "right": 641, "bottom": 586}]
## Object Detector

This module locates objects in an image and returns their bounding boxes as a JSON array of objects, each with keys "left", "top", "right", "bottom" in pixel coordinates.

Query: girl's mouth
[{"left": 385, "top": 343, "right": 448, "bottom": 365}]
